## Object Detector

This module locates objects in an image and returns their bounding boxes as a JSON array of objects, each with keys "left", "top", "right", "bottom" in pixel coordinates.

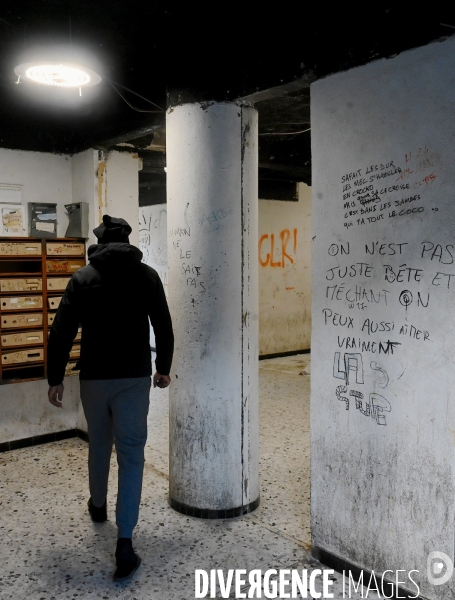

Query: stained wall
[
  {"left": 258, "top": 183, "right": 312, "bottom": 355},
  {"left": 139, "top": 183, "right": 312, "bottom": 359},
  {"left": 311, "top": 37, "right": 455, "bottom": 598}
]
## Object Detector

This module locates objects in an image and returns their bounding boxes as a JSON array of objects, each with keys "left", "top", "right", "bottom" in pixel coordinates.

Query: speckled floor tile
[
  {"left": 0, "top": 355, "right": 321, "bottom": 599},
  {"left": 146, "top": 386, "right": 170, "bottom": 456},
  {"left": 144, "top": 446, "right": 169, "bottom": 478},
  {"left": 257, "top": 356, "right": 311, "bottom": 546}
]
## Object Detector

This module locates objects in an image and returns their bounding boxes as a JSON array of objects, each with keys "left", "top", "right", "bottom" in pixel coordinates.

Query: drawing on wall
[
  {"left": 399, "top": 290, "right": 413, "bottom": 310},
  {"left": 333, "top": 350, "right": 393, "bottom": 424},
  {"left": 1, "top": 205, "right": 25, "bottom": 236},
  {"left": 335, "top": 386, "right": 391, "bottom": 425},
  {"left": 350, "top": 390, "right": 370, "bottom": 416},
  {"left": 336, "top": 385, "right": 350, "bottom": 410},
  {"left": 370, "top": 393, "right": 391, "bottom": 425},
  {"left": 333, "top": 352, "right": 364, "bottom": 385},
  {"left": 139, "top": 230, "right": 151, "bottom": 263},
  {"left": 139, "top": 207, "right": 168, "bottom": 271},
  {"left": 370, "top": 361, "right": 389, "bottom": 388},
  {"left": 150, "top": 238, "right": 167, "bottom": 267},
  {"left": 138, "top": 205, "right": 168, "bottom": 349}
]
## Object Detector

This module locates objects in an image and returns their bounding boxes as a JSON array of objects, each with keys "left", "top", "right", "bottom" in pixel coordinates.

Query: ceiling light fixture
[{"left": 14, "top": 62, "right": 101, "bottom": 88}]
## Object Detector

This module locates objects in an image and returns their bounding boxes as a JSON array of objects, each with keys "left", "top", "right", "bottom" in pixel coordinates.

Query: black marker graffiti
[
  {"left": 333, "top": 352, "right": 364, "bottom": 385},
  {"left": 328, "top": 242, "right": 350, "bottom": 256},
  {"left": 384, "top": 265, "right": 423, "bottom": 284},
  {"left": 337, "top": 337, "right": 401, "bottom": 354},
  {"left": 399, "top": 290, "right": 413, "bottom": 310},
  {"left": 323, "top": 309, "right": 354, "bottom": 328},
  {"left": 421, "top": 241, "right": 454, "bottom": 265}
]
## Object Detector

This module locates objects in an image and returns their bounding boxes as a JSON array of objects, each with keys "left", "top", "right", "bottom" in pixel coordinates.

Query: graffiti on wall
[
  {"left": 322, "top": 146, "right": 443, "bottom": 427},
  {"left": 259, "top": 228, "right": 298, "bottom": 268},
  {"left": 139, "top": 206, "right": 168, "bottom": 349},
  {"left": 139, "top": 208, "right": 168, "bottom": 270}
]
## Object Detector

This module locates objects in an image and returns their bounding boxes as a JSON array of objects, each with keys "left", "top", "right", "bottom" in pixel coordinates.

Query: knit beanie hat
[{"left": 93, "top": 214, "right": 132, "bottom": 244}]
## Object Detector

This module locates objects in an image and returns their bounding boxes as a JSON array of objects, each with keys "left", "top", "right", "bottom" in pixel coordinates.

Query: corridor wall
[
  {"left": 0, "top": 148, "right": 80, "bottom": 444},
  {"left": 0, "top": 148, "right": 141, "bottom": 444},
  {"left": 139, "top": 185, "right": 312, "bottom": 359},
  {"left": 311, "top": 37, "right": 455, "bottom": 599},
  {"left": 258, "top": 182, "right": 312, "bottom": 355}
]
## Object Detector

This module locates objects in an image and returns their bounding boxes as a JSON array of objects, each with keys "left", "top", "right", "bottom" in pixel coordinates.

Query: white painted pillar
[{"left": 166, "top": 102, "right": 259, "bottom": 517}]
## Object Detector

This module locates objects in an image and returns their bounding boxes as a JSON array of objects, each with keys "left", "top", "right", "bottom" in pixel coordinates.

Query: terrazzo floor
[{"left": 0, "top": 354, "right": 373, "bottom": 599}]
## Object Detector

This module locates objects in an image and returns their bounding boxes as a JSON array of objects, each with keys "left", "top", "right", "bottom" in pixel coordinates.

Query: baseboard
[
  {"left": 0, "top": 428, "right": 79, "bottom": 453},
  {"left": 76, "top": 429, "right": 89, "bottom": 443},
  {"left": 169, "top": 495, "right": 260, "bottom": 519},
  {"left": 259, "top": 348, "right": 310, "bottom": 360}
]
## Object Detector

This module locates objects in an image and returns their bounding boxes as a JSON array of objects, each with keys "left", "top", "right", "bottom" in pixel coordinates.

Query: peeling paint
[{"left": 97, "top": 160, "right": 106, "bottom": 224}]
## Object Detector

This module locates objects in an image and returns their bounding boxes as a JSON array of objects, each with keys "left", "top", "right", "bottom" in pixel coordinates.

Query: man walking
[{"left": 47, "top": 215, "right": 173, "bottom": 581}]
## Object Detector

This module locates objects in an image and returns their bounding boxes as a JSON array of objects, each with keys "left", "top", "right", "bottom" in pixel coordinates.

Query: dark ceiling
[{"left": 0, "top": 3, "right": 455, "bottom": 193}]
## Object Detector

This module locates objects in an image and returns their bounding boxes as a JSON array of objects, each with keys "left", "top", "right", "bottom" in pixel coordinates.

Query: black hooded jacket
[{"left": 47, "top": 243, "right": 174, "bottom": 386}]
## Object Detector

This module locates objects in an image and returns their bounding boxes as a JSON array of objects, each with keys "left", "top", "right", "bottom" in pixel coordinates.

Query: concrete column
[{"left": 166, "top": 101, "right": 259, "bottom": 518}]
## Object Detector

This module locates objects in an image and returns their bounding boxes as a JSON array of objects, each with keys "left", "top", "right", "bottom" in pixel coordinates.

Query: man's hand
[
  {"left": 48, "top": 383, "right": 64, "bottom": 408},
  {"left": 153, "top": 372, "right": 171, "bottom": 389}
]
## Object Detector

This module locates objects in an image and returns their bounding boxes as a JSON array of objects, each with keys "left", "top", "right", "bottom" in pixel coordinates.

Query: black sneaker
[
  {"left": 87, "top": 497, "right": 107, "bottom": 523},
  {"left": 114, "top": 538, "right": 142, "bottom": 582}
]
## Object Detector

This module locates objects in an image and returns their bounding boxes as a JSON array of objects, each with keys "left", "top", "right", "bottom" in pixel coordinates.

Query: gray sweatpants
[{"left": 80, "top": 377, "right": 151, "bottom": 538}]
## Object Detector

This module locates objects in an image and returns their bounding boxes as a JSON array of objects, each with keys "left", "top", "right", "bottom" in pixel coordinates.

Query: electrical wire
[
  {"left": 259, "top": 128, "right": 311, "bottom": 136},
  {"left": 0, "top": 13, "right": 165, "bottom": 114},
  {"left": 111, "top": 80, "right": 164, "bottom": 110},
  {"left": 107, "top": 79, "right": 165, "bottom": 112}
]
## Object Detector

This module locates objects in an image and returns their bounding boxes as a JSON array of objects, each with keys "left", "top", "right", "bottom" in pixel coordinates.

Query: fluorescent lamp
[{"left": 14, "top": 62, "right": 101, "bottom": 88}]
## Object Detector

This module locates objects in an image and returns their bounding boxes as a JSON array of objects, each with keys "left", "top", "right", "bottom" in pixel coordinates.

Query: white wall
[
  {"left": 311, "top": 37, "right": 455, "bottom": 599},
  {"left": 73, "top": 149, "right": 140, "bottom": 249},
  {"left": 259, "top": 183, "right": 312, "bottom": 355},
  {"left": 71, "top": 148, "right": 97, "bottom": 247},
  {"left": 103, "top": 150, "right": 140, "bottom": 247},
  {"left": 0, "top": 148, "right": 81, "bottom": 443},
  {"left": 0, "top": 147, "right": 141, "bottom": 442},
  {"left": 0, "top": 147, "right": 72, "bottom": 236}
]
